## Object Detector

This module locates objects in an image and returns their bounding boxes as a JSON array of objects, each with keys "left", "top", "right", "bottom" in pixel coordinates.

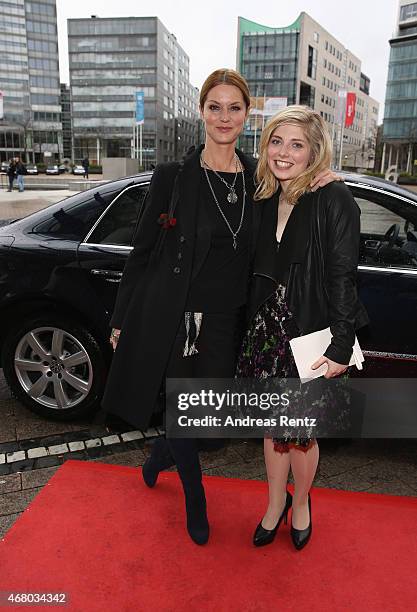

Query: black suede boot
[
  {"left": 142, "top": 437, "right": 175, "bottom": 488},
  {"left": 183, "top": 481, "right": 209, "bottom": 546},
  {"left": 166, "top": 438, "right": 209, "bottom": 545}
]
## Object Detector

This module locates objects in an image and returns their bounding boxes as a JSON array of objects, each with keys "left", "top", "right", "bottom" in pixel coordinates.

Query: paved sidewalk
[{"left": 0, "top": 189, "right": 76, "bottom": 221}]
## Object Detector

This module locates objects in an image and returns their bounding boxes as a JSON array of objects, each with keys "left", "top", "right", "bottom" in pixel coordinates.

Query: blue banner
[{"left": 135, "top": 91, "right": 144, "bottom": 125}]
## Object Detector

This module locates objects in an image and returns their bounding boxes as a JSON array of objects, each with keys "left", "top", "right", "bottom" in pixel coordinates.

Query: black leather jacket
[{"left": 248, "top": 182, "right": 369, "bottom": 365}]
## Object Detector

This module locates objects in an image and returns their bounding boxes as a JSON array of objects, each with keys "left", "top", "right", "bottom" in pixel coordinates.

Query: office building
[
  {"left": 382, "top": 0, "right": 417, "bottom": 173},
  {"left": 0, "top": 0, "right": 63, "bottom": 163},
  {"left": 237, "top": 14, "right": 379, "bottom": 170},
  {"left": 68, "top": 16, "right": 199, "bottom": 168},
  {"left": 60, "top": 83, "right": 72, "bottom": 160}
]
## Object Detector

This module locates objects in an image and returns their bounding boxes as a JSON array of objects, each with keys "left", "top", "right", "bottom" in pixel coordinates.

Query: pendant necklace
[
  {"left": 202, "top": 154, "right": 246, "bottom": 250},
  {"left": 201, "top": 153, "right": 239, "bottom": 203}
]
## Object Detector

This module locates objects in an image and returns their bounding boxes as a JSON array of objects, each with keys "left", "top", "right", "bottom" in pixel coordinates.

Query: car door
[
  {"left": 347, "top": 182, "right": 417, "bottom": 374},
  {"left": 77, "top": 181, "right": 150, "bottom": 321}
]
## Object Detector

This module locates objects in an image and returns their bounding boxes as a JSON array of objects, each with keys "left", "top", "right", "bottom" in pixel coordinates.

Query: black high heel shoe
[
  {"left": 253, "top": 491, "right": 293, "bottom": 547},
  {"left": 291, "top": 493, "right": 312, "bottom": 550}
]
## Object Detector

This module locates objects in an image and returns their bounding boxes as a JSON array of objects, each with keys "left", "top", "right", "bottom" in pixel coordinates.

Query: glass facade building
[
  {"left": 383, "top": 1, "right": 417, "bottom": 173},
  {"left": 0, "top": 0, "right": 62, "bottom": 163},
  {"left": 60, "top": 83, "right": 72, "bottom": 160},
  {"left": 68, "top": 16, "right": 199, "bottom": 168},
  {"left": 239, "top": 17, "right": 300, "bottom": 100},
  {"left": 237, "top": 15, "right": 379, "bottom": 170}
]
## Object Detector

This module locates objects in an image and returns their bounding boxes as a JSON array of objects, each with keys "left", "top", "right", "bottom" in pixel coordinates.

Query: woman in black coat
[
  {"left": 103, "top": 71, "right": 339, "bottom": 545},
  {"left": 237, "top": 106, "right": 368, "bottom": 551}
]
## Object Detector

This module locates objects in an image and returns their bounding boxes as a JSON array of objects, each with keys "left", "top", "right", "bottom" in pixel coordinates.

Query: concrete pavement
[{"left": 0, "top": 189, "right": 77, "bottom": 221}]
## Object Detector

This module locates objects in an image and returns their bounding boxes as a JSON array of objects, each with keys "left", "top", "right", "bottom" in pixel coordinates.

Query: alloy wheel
[{"left": 14, "top": 326, "right": 93, "bottom": 410}]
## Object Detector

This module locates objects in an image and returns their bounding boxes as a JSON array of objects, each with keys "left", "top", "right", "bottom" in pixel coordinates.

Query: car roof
[
  {"left": 340, "top": 171, "right": 417, "bottom": 203},
  {"left": 0, "top": 172, "right": 153, "bottom": 231}
]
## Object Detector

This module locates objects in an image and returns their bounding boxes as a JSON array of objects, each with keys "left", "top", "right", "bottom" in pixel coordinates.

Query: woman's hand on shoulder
[
  {"left": 310, "top": 169, "right": 343, "bottom": 192},
  {"left": 110, "top": 328, "right": 121, "bottom": 351},
  {"left": 311, "top": 356, "right": 348, "bottom": 378}
]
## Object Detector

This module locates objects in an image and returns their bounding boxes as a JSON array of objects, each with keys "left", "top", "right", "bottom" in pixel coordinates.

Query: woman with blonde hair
[{"left": 237, "top": 105, "right": 368, "bottom": 550}]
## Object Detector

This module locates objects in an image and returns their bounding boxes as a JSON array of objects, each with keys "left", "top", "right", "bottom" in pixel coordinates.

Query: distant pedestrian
[
  {"left": 82, "top": 157, "right": 89, "bottom": 179},
  {"left": 15, "top": 157, "right": 26, "bottom": 193},
  {"left": 6, "top": 159, "right": 16, "bottom": 192}
]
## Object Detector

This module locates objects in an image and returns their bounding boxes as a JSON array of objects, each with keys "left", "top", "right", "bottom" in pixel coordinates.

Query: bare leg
[
  {"left": 261, "top": 438, "right": 291, "bottom": 529},
  {"left": 290, "top": 442, "right": 319, "bottom": 529}
]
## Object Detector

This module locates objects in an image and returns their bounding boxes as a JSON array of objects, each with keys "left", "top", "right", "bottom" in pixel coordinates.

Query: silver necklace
[
  {"left": 201, "top": 153, "right": 239, "bottom": 203},
  {"left": 202, "top": 156, "right": 246, "bottom": 250}
]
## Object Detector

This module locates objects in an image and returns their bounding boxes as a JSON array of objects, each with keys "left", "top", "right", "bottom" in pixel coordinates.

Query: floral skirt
[{"left": 236, "top": 285, "right": 316, "bottom": 453}]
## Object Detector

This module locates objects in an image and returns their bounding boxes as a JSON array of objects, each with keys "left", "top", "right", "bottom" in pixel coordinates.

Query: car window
[
  {"left": 86, "top": 184, "right": 149, "bottom": 246},
  {"left": 31, "top": 191, "right": 114, "bottom": 240},
  {"left": 352, "top": 189, "right": 417, "bottom": 269}
]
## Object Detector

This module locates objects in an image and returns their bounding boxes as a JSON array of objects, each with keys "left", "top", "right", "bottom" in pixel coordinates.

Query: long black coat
[{"left": 102, "top": 145, "right": 262, "bottom": 429}]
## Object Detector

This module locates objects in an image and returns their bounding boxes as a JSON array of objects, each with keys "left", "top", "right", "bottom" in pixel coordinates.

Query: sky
[{"left": 56, "top": 0, "right": 399, "bottom": 121}]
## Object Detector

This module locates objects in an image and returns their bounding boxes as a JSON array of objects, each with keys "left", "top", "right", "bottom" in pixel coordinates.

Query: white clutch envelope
[{"left": 289, "top": 327, "right": 364, "bottom": 383}]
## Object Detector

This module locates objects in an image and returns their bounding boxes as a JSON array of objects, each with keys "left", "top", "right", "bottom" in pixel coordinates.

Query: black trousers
[{"left": 163, "top": 309, "right": 244, "bottom": 480}]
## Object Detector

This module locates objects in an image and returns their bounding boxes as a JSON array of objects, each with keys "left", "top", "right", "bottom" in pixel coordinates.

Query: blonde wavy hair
[{"left": 254, "top": 105, "right": 332, "bottom": 204}]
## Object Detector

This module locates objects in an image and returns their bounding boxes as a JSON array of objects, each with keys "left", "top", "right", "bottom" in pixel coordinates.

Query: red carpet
[{"left": 1, "top": 460, "right": 416, "bottom": 612}]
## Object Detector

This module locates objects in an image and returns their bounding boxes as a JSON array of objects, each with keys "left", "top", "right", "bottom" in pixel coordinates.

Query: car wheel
[{"left": 2, "top": 314, "right": 107, "bottom": 420}]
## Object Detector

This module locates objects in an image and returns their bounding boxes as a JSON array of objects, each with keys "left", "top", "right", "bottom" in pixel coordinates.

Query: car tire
[{"left": 2, "top": 313, "right": 107, "bottom": 421}]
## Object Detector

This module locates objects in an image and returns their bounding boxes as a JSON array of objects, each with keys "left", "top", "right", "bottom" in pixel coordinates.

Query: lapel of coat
[
  {"left": 175, "top": 145, "right": 209, "bottom": 282},
  {"left": 177, "top": 144, "right": 203, "bottom": 237},
  {"left": 252, "top": 192, "right": 279, "bottom": 279},
  {"left": 236, "top": 150, "right": 262, "bottom": 260}
]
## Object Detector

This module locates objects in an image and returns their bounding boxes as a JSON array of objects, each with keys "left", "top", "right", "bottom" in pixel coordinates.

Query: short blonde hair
[{"left": 254, "top": 105, "right": 332, "bottom": 204}]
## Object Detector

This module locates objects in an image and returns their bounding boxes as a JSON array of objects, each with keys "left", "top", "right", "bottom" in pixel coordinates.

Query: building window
[
  {"left": 313, "top": 32, "right": 319, "bottom": 43},
  {"left": 400, "top": 3, "right": 417, "bottom": 20},
  {"left": 307, "top": 45, "right": 317, "bottom": 79}
]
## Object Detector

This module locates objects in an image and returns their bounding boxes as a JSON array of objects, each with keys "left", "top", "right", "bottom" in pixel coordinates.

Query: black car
[{"left": 0, "top": 172, "right": 416, "bottom": 421}]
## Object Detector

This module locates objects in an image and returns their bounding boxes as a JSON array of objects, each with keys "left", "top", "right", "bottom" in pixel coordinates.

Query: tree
[{"left": 13, "top": 108, "right": 32, "bottom": 163}]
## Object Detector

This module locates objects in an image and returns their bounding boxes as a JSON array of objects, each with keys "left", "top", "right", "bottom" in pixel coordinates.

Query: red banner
[{"left": 345, "top": 92, "right": 356, "bottom": 127}]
